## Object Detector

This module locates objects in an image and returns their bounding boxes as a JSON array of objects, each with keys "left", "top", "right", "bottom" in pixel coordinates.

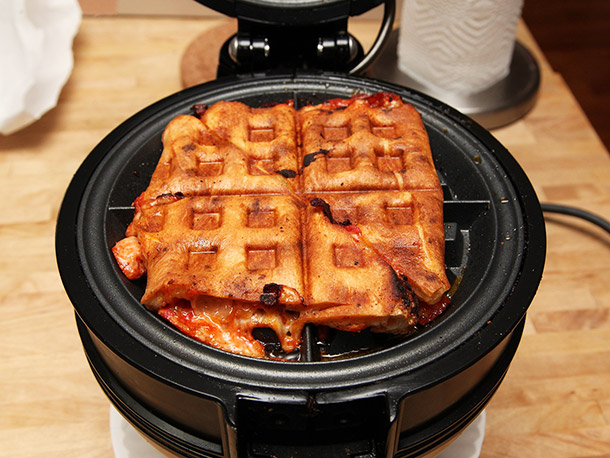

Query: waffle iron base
[{"left": 57, "top": 73, "right": 545, "bottom": 457}]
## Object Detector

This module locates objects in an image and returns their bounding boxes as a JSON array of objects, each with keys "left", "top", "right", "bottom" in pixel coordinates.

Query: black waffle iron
[{"left": 56, "top": 1, "right": 546, "bottom": 457}]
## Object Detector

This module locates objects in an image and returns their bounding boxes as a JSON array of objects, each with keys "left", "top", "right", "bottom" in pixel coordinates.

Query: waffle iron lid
[
  {"left": 56, "top": 73, "right": 545, "bottom": 395},
  {"left": 193, "top": 0, "right": 384, "bottom": 24}
]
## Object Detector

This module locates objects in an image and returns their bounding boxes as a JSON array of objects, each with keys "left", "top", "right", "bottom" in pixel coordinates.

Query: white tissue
[
  {"left": 397, "top": 0, "right": 523, "bottom": 95},
  {"left": 0, "top": 0, "right": 81, "bottom": 135}
]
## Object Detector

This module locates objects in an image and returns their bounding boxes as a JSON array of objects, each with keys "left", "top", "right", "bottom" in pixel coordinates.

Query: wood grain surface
[{"left": 0, "top": 17, "right": 609, "bottom": 458}]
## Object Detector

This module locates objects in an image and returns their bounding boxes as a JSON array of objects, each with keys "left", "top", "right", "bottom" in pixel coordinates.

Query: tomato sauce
[{"left": 418, "top": 294, "right": 451, "bottom": 326}]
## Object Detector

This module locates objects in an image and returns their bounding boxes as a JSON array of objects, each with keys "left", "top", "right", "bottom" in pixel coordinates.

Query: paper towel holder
[{"left": 366, "top": 29, "right": 540, "bottom": 129}]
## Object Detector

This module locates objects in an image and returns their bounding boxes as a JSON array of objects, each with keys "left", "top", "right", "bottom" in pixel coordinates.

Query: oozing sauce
[{"left": 418, "top": 294, "right": 451, "bottom": 326}]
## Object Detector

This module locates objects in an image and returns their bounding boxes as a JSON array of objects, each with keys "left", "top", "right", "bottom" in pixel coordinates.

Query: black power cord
[{"left": 541, "top": 203, "right": 610, "bottom": 235}]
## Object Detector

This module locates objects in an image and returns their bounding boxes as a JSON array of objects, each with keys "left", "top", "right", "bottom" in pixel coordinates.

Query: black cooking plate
[{"left": 57, "top": 73, "right": 545, "bottom": 457}]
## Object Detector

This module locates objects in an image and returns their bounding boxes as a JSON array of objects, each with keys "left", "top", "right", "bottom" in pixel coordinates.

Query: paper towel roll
[{"left": 397, "top": 0, "right": 523, "bottom": 96}]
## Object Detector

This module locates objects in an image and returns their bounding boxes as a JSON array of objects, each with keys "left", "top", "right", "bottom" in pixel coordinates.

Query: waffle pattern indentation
[{"left": 124, "top": 95, "right": 449, "bottom": 336}]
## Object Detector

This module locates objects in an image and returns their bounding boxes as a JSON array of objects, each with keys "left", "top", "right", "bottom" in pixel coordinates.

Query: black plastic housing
[
  {"left": 56, "top": 73, "right": 545, "bottom": 457},
  {"left": 195, "top": 0, "right": 391, "bottom": 76}
]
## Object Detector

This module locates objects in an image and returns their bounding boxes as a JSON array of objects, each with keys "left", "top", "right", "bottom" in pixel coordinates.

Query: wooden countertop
[{"left": 1, "top": 16, "right": 609, "bottom": 458}]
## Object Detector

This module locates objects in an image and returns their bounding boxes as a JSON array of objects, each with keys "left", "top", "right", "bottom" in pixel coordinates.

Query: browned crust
[{"left": 113, "top": 94, "right": 450, "bottom": 355}]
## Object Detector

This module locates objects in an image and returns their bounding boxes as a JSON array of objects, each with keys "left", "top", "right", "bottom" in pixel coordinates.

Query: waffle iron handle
[
  {"left": 349, "top": 0, "right": 396, "bottom": 75},
  {"left": 233, "top": 393, "right": 401, "bottom": 458}
]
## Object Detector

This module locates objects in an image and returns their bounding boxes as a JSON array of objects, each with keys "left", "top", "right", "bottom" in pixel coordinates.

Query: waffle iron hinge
[{"left": 219, "top": 18, "right": 364, "bottom": 76}]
